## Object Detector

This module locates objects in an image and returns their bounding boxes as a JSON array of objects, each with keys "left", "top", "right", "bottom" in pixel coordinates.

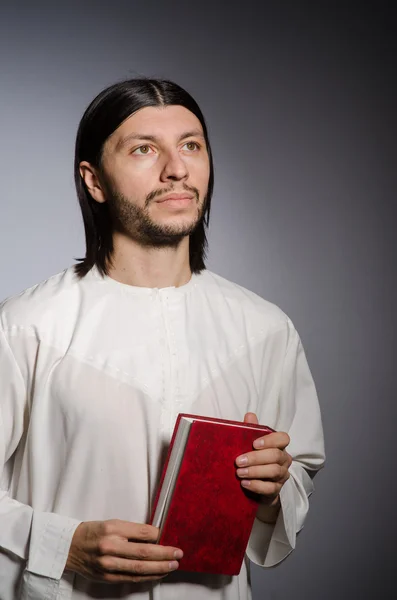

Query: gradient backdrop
[{"left": 0, "top": 2, "right": 395, "bottom": 599}]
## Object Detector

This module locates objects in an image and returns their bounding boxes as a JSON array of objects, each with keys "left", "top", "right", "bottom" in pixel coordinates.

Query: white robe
[{"left": 0, "top": 266, "right": 325, "bottom": 600}]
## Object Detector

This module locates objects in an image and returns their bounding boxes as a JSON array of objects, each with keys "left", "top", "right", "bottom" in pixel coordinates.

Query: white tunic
[{"left": 0, "top": 266, "right": 325, "bottom": 600}]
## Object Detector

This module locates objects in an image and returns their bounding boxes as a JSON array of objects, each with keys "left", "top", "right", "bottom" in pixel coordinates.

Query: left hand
[{"left": 235, "top": 413, "right": 293, "bottom": 507}]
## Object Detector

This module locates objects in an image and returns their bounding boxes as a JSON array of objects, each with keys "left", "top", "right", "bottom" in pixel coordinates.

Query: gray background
[{"left": 0, "top": 1, "right": 395, "bottom": 598}]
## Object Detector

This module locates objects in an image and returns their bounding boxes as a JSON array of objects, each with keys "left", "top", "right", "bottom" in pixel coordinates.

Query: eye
[
  {"left": 132, "top": 145, "right": 154, "bottom": 155},
  {"left": 182, "top": 141, "right": 200, "bottom": 152}
]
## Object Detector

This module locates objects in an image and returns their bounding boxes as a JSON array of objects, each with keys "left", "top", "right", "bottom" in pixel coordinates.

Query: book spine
[
  {"left": 150, "top": 413, "right": 184, "bottom": 525},
  {"left": 178, "top": 413, "right": 275, "bottom": 433}
]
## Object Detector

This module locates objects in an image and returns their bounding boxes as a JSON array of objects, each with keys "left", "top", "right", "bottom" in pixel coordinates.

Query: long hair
[{"left": 73, "top": 78, "right": 214, "bottom": 278}]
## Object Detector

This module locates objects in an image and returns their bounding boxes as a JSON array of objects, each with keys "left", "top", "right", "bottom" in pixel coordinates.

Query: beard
[{"left": 103, "top": 179, "right": 207, "bottom": 249}]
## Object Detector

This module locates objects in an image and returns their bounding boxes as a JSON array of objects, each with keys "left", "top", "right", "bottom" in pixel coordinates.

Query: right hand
[{"left": 65, "top": 519, "right": 183, "bottom": 584}]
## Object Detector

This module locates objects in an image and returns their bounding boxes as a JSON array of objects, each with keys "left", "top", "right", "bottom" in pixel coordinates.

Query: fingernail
[
  {"left": 241, "top": 480, "right": 251, "bottom": 487},
  {"left": 169, "top": 561, "right": 179, "bottom": 570},
  {"left": 237, "top": 468, "right": 248, "bottom": 476},
  {"left": 174, "top": 550, "right": 183, "bottom": 559},
  {"left": 236, "top": 456, "right": 248, "bottom": 466},
  {"left": 253, "top": 439, "right": 264, "bottom": 448}
]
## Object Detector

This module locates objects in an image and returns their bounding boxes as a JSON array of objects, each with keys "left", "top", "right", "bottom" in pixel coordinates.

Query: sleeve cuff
[
  {"left": 26, "top": 511, "right": 82, "bottom": 579},
  {"left": 246, "top": 467, "right": 310, "bottom": 567}
]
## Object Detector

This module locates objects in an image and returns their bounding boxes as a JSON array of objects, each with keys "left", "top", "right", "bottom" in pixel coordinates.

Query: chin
[
  {"left": 155, "top": 208, "right": 201, "bottom": 226},
  {"left": 159, "top": 218, "right": 199, "bottom": 234}
]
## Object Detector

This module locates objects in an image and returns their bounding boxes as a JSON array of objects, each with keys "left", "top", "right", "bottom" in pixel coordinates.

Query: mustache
[{"left": 145, "top": 184, "right": 200, "bottom": 206}]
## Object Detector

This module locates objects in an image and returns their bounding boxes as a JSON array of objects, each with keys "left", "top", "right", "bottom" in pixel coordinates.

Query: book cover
[{"left": 150, "top": 413, "right": 275, "bottom": 575}]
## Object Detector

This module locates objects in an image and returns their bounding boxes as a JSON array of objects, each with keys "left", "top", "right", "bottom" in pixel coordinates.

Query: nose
[{"left": 160, "top": 150, "right": 189, "bottom": 182}]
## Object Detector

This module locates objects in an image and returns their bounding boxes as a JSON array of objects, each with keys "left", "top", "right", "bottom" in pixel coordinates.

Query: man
[{"left": 0, "top": 78, "right": 325, "bottom": 600}]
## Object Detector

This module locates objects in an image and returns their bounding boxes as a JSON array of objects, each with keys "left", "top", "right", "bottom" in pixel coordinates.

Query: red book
[{"left": 150, "top": 413, "right": 275, "bottom": 575}]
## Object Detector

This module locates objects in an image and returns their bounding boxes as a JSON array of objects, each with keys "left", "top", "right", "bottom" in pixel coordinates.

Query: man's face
[{"left": 88, "top": 105, "right": 210, "bottom": 247}]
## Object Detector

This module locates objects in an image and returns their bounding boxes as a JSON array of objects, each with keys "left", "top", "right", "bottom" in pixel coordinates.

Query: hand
[
  {"left": 65, "top": 520, "right": 183, "bottom": 584},
  {"left": 235, "top": 413, "right": 292, "bottom": 507}
]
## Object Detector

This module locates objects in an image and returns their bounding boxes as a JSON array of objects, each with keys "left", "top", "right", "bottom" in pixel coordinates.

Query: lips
[{"left": 156, "top": 193, "right": 195, "bottom": 203}]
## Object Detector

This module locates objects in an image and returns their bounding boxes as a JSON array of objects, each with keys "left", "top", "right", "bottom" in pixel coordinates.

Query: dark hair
[{"left": 73, "top": 78, "right": 214, "bottom": 278}]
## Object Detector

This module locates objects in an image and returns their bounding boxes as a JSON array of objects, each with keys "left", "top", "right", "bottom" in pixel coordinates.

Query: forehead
[{"left": 108, "top": 105, "right": 204, "bottom": 150}]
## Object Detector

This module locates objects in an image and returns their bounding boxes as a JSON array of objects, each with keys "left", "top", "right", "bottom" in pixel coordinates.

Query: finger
[
  {"left": 253, "top": 431, "right": 290, "bottom": 450},
  {"left": 243, "top": 412, "right": 259, "bottom": 425},
  {"left": 97, "top": 556, "right": 180, "bottom": 577},
  {"left": 101, "top": 573, "right": 168, "bottom": 584},
  {"left": 101, "top": 520, "right": 159, "bottom": 543},
  {"left": 236, "top": 447, "right": 287, "bottom": 467},
  {"left": 101, "top": 540, "right": 183, "bottom": 562},
  {"left": 240, "top": 479, "right": 282, "bottom": 497},
  {"left": 236, "top": 463, "right": 290, "bottom": 482}
]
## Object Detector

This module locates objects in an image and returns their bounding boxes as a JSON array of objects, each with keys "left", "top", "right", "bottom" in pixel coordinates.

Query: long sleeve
[
  {"left": 0, "top": 323, "right": 81, "bottom": 599},
  {"left": 246, "top": 319, "right": 326, "bottom": 567}
]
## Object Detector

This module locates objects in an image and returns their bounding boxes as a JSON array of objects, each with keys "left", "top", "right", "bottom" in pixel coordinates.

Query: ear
[{"left": 79, "top": 161, "right": 106, "bottom": 204}]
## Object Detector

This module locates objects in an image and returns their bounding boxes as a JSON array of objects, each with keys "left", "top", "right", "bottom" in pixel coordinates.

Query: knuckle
[
  {"left": 136, "top": 546, "right": 150, "bottom": 560},
  {"left": 138, "top": 524, "right": 153, "bottom": 541},
  {"left": 132, "top": 561, "right": 146, "bottom": 575},
  {"left": 267, "top": 465, "right": 276, "bottom": 479},
  {"left": 98, "top": 555, "right": 116, "bottom": 570},
  {"left": 274, "top": 465, "right": 283, "bottom": 480},
  {"left": 98, "top": 539, "right": 113, "bottom": 555},
  {"left": 101, "top": 520, "right": 116, "bottom": 536},
  {"left": 102, "top": 571, "right": 123, "bottom": 583}
]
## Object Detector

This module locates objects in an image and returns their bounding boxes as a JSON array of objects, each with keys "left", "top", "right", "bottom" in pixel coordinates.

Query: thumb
[{"left": 244, "top": 412, "right": 259, "bottom": 425}]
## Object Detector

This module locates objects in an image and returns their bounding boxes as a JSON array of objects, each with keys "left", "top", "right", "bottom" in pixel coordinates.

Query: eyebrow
[{"left": 116, "top": 129, "right": 205, "bottom": 150}]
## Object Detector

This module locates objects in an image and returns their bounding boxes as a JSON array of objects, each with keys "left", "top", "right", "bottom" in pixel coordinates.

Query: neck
[{"left": 106, "top": 231, "right": 192, "bottom": 289}]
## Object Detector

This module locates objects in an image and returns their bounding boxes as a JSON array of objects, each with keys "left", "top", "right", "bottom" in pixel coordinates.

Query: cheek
[
  {"left": 118, "top": 161, "right": 158, "bottom": 189},
  {"left": 113, "top": 160, "right": 158, "bottom": 194},
  {"left": 189, "top": 157, "right": 210, "bottom": 188}
]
